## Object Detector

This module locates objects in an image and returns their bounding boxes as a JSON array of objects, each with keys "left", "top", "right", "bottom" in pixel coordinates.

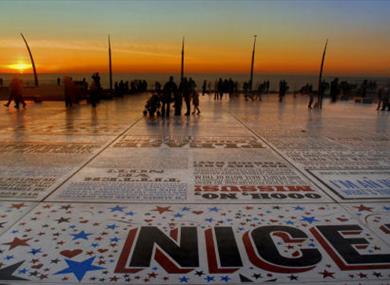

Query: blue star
[
  {"left": 179, "top": 276, "right": 189, "bottom": 283},
  {"left": 106, "top": 224, "right": 117, "bottom": 230},
  {"left": 18, "top": 268, "right": 28, "bottom": 274},
  {"left": 126, "top": 211, "right": 135, "bottom": 216},
  {"left": 294, "top": 206, "right": 305, "bottom": 211},
  {"left": 181, "top": 207, "right": 190, "bottom": 212},
  {"left": 174, "top": 213, "right": 183, "bottom": 218},
  {"left": 91, "top": 243, "right": 99, "bottom": 248},
  {"left": 110, "top": 205, "right": 125, "bottom": 212},
  {"left": 209, "top": 207, "right": 219, "bottom": 212},
  {"left": 384, "top": 206, "right": 390, "bottom": 211},
  {"left": 286, "top": 220, "right": 294, "bottom": 225},
  {"left": 205, "top": 218, "right": 214, "bottom": 223},
  {"left": 71, "top": 231, "right": 92, "bottom": 240},
  {"left": 301, "top": 216, "right": 319, "bottom": 224},
  {"left": 110, "top": 237, "right": 120, "bottom": 243},
  {"left": 205, "top": 275, "right": 214, "bottom": 282},
  {"left": 5, "top": 255, "right": 13, "bottom": 260},
  {"left": 29, "top": 248, "right": 42, "bottom": 255},
  {"left": 55, "top": 256, "right": 104, "bottom": 281},
  {"left": 220, "top": 275, "right": 231, "bottom": 282}
]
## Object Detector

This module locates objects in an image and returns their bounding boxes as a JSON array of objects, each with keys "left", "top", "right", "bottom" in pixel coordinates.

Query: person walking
[
  {"left": 5, "top": 76, "right": 26, "bottom": 109},
  {"left": 192, "top": 90, "right": 200, "bottom": 115},
  {"left": 162, "top": 76, "right": 177, "bottom": 118}
]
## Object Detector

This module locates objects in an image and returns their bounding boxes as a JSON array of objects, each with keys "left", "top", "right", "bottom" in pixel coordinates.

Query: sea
[{"left": 0, "top": 72, "right": 388, "bottom": 91}]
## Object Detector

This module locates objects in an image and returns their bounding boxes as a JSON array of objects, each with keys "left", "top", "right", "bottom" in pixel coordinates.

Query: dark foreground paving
[{"left": 0, "top": 94, "right": 389, "bottom": 284}]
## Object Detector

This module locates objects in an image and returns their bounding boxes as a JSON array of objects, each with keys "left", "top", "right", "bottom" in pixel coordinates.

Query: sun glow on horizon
[{"left": 7, "top": 62, "right": 32, "bottom": 73}]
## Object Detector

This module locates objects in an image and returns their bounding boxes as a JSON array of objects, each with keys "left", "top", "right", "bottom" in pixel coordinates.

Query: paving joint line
[
  {"left": 229, "top": 112, "right": 339, "bottom": 203},
  {"left": 39, "top": 116, "right": 143, "bottom": 202}
]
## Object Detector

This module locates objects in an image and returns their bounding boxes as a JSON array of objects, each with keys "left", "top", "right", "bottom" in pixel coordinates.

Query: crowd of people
[
  {"left": 144, "top": 76, "right": 200, "bottom": 119},
  {"left": 1, "top": 74, "right": 389, "bottom": 112}
]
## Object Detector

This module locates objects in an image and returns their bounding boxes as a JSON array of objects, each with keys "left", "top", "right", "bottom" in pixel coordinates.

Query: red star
[
  {"left": 358, "top": 272, "right": 367, "bottom": 278},
  {"left": 3, "top": 237, "right": 31, "bottom": 250},
  {"left": 319, "top": 270, "right": 335, "bottom": 278},
  {"left": 153, "top": 206, "right": 172, "bottom": 214},
  {"left": 354, "top": 204, "right": 373, "bottom": 212},
  {"left": 148, "top": 272, "right": 158, "bottom": 278},
  {"left": 11, "top": 203, "right": 25, "bottom": 209}
]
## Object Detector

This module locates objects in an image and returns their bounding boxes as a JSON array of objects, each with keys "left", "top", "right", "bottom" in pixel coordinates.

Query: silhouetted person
[
  {"left": 202, "top": 80, "right": 207, "bottom": 96},
  {"left": 217, "top": 78, "right": 224, "bottom": 100},
  {"left": 162, "top": 76, "right": 177, "bottom": 118},
  {"left": 380, "top": 85, "right": 390, "bottom": 111},
  {"left": 207, "top": 81, "right": 212, "bottom": 97},
  {"left": 91, "top": 72, "right": 101, "bottom": 103},
  {"left": 177, "top": 78, "right": 188, "bottom": 116},
  {"left": 92, "top": 72, "right": 101, "bottom": 89},
  {"left": 228, "top": 78, "right": 234, "bottom": 98},
  {"left": 214, "top": 80, "right": 219, "bottom": 100},
  {"left": 89, "top": 80, "right": 98, "bottom": 108},
  {"left": 57, "top": 77, "right": 61, "bottom": 86},
  {"left": 145, "top": 93, "right": 161, "bottom": 118},
  {"left": 265, "top": 80, "right": 270, "bottom": 93},
  {"left": 192, "top": 90, "right": 200, "bottom": 115},
  {"left": 279, "top": 80, "right": 289, "bottom": 102},
  {"left": 64, "top": 76, "right": 74, "bottom": 108},
  {"left": 5, "top": 76, "right": 26, "bottom": 109},
  {"left": 184, "top": 78, "right": 196, "bottom": 116},
  {"left": 330, "top": 78, "right": 340, "bottom": 103},
  {"left": 0, "top": 78, "right": 3, "bottom": 88}
]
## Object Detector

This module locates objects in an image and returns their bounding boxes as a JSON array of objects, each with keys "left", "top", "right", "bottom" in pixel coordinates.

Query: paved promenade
[{"left": 0, "top": 94, "right": 389, "bottom": 284}]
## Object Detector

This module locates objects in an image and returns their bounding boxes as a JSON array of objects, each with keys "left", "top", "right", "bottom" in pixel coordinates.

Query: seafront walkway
[{"left": 0, "top": 94, "right": 389, "bottom": 284}]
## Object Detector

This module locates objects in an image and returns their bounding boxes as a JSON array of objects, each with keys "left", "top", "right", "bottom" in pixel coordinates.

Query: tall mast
[
  {"left": 180, "top": 37, "right": 184, "bottom": 82},
  {"left": 317, "top": 39, "right": 328, "bottom": 109},
  {"left": 108, "top": 35, "right": 113, "bottom": 92},
  {"left": 249, "top": 35, "right": 257, "bottom": 91},
  {"left": 20, "top": 33, "right": 38, "bottom": 87}
]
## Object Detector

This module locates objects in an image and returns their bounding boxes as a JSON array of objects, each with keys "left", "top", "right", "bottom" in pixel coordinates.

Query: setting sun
[{"left": 7, "top": 62, "right": 32, "bottom": 73}]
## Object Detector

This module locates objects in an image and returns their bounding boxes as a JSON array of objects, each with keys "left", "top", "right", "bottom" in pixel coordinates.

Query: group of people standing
[
  {"left": 64, "top": 72, "right": 101, "bottom": 108},
  {"left": 214, "top": 78, "right": 237, "bottom": 100},
  {"left": 144, "top": 76, "right": 200, "bottom": 119}
]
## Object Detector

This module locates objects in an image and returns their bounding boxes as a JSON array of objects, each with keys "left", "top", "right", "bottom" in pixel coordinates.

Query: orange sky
[{"left": 0, "top": 1, "right": 389, "bottom": 76}]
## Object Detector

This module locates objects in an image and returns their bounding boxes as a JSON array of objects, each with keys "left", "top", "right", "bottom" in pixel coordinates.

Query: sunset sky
[{"left": 0, "top": 0, "right": 389, "bottom": 76}]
